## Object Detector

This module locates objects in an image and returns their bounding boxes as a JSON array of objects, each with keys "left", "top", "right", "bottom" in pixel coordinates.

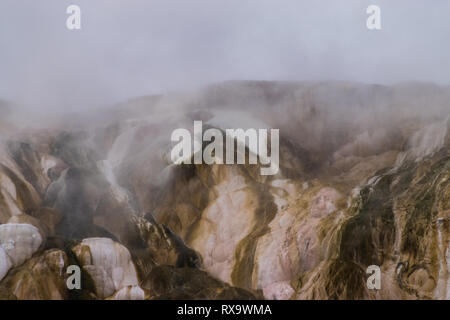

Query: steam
[
  {"left": 0, "top": 2, "right": 448, "bottom": 197},
  {"left": 1, "top": 0, "right": 450, "bottom": 116}
]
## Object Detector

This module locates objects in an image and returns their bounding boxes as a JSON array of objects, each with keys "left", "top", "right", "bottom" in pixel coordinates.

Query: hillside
[{"left": 0, "top": 81, "right": 449, "bottom": 299}]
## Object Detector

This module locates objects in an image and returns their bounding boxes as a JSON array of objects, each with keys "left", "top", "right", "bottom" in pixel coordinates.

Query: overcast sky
[{"left": 0, "top": 0, "right": 449, "bottom": 111}]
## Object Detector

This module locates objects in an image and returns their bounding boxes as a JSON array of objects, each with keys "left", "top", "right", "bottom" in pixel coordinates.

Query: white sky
[{"left": 0, "top": 0, "right": 449, "bottom": 111}]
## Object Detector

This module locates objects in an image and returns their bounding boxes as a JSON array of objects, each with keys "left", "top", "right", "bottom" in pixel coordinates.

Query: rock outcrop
[{"left": 0, "top": 81, "right": 449, "bottom": 300}]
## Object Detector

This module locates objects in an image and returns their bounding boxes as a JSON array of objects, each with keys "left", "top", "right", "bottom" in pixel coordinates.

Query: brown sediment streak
[{"left": 231, "top": 181, "right": 277, "bottom": 289}]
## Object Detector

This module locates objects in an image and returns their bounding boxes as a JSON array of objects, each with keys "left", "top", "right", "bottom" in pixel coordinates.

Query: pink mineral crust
[
  {"left": 256, "top": 187, "right": 342, "bottom": 299},
  {"left": 309, "top": 187, "right": 341, "bottom": 219},
  {"left": 263, "top": 281, "right": 295, "bottom": 300}
]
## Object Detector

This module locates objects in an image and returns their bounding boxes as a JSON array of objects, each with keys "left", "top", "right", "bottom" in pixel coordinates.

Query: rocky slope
[{"left": 0, "top": 81, "right": 449, "bottom": 299}]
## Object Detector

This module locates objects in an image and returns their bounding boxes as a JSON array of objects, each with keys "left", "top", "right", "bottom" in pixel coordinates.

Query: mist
[
  {"left": 0, "top": 0, "right": 450, "bottom": 113},
  {"left": 1, "top": 1, "right": 450, "bottom": 302}
]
